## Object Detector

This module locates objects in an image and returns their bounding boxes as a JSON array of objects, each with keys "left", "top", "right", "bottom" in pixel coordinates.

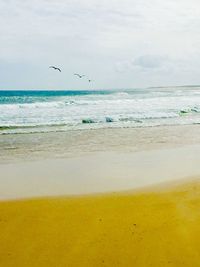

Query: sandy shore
[
  {"left": 2, "top": 124, "right": 200, "bottom": 164},
  {"left": 1, "top": 180, "right": 200, "bottom": 267},
  {"left": 2, "top": 124, "right": 200, "bottom": 199},
  {"left": 1, "top": 144, "right": 200, "bottom": 199},
  {"left": 1, "top": 125, "right": 200, "bottom": 266}
]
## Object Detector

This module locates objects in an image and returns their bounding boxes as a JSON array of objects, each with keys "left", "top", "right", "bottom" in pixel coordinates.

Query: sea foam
[{"left": 1, "top": 88, "right": 200, "bottom": 134}]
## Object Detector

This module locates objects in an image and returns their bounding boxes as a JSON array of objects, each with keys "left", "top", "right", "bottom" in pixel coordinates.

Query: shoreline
[
  {"left": 2, "top": 124, "right": 200, "bottom": 164},
  {"left": 1, "top": 144, "right": 200, "bottom": 200},
  {"left": 1, "top": 124, "right": 200, "bottom": 266}
]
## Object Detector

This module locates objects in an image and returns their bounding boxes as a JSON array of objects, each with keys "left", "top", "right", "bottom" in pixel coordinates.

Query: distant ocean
[{"left": 1, "top": 87, "right": 200, "bottom": 135}]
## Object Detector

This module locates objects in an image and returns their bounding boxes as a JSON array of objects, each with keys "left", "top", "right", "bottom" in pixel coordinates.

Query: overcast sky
[{"left": 1, "top": 0, "right": 200, "bottom": 89}]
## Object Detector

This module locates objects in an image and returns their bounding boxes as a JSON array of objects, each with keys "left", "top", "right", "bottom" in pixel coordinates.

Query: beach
[
  {"left": 1, "top": 180, "right": 200, "bottom": 266},
  {"left": 1, "top": 125, "right": 200, "bottom": 199},
  {"left": 1, "top": 126, "right": 200, "bottom": 266},
  {"left": 1, "top": 89, "right": 200, "bottom": 266},
  {"left": 1, "top": 0, "right": 200, "bottom": 263}
]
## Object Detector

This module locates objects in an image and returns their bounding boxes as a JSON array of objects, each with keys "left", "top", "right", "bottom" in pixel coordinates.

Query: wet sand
[
  {"left": 1, "top": 180, "right": 200, "bottom": 267},
  {"left": 1, "top": 145, "right": 200, "bottom": 199},
  {"left": 2, "top": 124, "right": 200, "bottom": 164}
]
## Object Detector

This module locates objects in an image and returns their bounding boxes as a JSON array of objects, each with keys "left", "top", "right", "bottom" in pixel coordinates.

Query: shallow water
[{"left": 1, "top": 125, "right": 200, "bottom": 163}]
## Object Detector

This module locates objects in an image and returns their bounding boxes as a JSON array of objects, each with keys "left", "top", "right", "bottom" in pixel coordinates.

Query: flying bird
[
  {"left": 74, "top": 73, "right": 85, "bottom": 78},
  {"left": 49, "top": 66, "right": 61, "bottom": 72}
]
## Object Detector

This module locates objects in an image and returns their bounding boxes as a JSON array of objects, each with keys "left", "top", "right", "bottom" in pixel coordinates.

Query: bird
[
  {"left": 49, "top": 66, "right": 61, "bottom": 72},
  {"left": 88, "top": 79, "right": 92, "bottom": 82},
  {"left": 74, "top": 73, "right": 85, "bottom": 78}
]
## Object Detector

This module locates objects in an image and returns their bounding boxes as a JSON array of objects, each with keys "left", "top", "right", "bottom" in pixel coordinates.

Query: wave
[
  {"left": 81, "top": 117, "right": 115, "bottom": 124},
  {"left": 1, "top": 89, "right": 200, "bottom": 135},
  {"left": 0, "top": 123, "right": 71, "bottom": 131},
  {"left": 0, "top": 101, "right": 77, "bottom": 109},
  {"left": 0, "top": 108, "right": 198, "bottom": 131}
]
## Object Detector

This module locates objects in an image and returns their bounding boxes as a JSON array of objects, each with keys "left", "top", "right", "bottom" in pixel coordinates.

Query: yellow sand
[{"left": 1, "top": 181, "right": 200, "bottom": 267}]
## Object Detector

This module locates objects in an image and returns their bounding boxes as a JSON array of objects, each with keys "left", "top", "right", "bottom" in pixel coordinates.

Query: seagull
[
  {"left": 74, "top": 73, "right": 85, "bottom": 78},
  {"left": 49, "top": 66, "right": 61, "bottom": 72}
]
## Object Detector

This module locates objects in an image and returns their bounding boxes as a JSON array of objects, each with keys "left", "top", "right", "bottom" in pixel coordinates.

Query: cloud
[
  {"left": 133, "top": 55, "right": 166, "bottom": 69},
  {"left": 1, "top": 0, "right": 200, "bottom": 89}
]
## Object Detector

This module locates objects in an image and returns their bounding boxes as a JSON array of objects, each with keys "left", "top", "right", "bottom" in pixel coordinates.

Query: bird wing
[
  {"left": 74, "top": 74, "right": 81, "bottom": 77},
  {"left": 49, "top": 66, "right": 61, "bottom": 72}
]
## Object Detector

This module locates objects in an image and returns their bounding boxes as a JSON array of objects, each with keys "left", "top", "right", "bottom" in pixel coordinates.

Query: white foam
[{"left": 1, "top": 89, "right": 200, "bottom": 134}]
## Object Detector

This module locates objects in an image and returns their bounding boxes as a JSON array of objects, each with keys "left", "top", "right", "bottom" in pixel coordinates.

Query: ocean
[{"left": 1, "top": 87, "right": 200, "bottom": 135}]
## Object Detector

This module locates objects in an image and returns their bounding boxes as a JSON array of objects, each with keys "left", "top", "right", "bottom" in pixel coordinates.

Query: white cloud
[
  {"left": 1, "top": 0, "right": 200, "bottom": 89},
  {"left": 133, "top": 55, "right": 166, "bottom": 69}
]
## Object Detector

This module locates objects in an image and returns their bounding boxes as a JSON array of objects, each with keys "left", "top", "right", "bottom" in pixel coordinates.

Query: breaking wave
[{"left": 1, "top": 88, "right": 200, "bottom": 134}]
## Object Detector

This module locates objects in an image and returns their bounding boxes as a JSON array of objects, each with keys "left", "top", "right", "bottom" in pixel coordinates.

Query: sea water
[{"left": 1, "top": 87, "right": 200, "bottom": 135}]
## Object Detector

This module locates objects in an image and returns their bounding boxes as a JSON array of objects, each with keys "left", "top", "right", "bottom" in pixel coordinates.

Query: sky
[{"left": 1, "top": 0, "right": 200, "bottom": 89}]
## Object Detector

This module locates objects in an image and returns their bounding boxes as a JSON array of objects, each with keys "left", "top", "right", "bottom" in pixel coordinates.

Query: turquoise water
[
  {"left": 1, "top": 87, "right": 200, "bottom": 134},
  {"left": 0, "top": 90, "right": 114, "bottom": 104}
]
